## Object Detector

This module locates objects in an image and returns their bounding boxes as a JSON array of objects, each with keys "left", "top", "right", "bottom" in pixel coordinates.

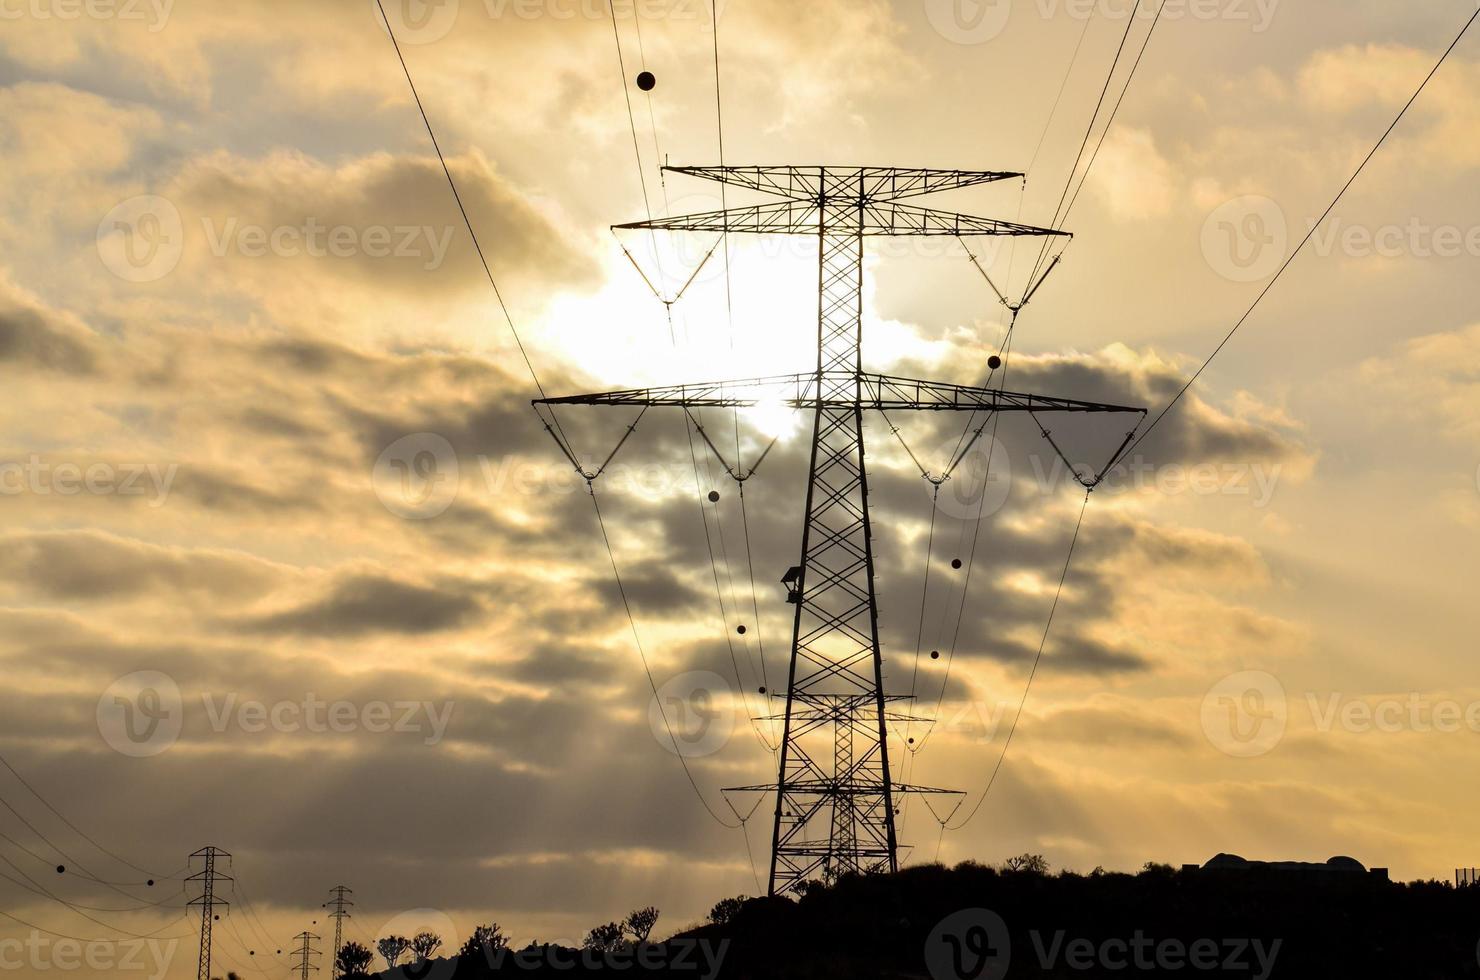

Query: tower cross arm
[
  {"left": 533, "top": 371, "right": 1145, "bottom": 415},
  {"left": 614, "top": 201, "right": 1068, "bottom": 238},
  {"left": 660, "top": 165, "right": 1023, "bottom": 202}
]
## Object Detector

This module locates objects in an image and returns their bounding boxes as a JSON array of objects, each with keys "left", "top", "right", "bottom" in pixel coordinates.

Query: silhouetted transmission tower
[
  {"left": 324, "top": 886, "right": 353, "bottom": 977},
  {"left": 187, "top": 846, "right": 231, "bottom": 980},
  {"left": 537, "top": 166, "right": 1144, "bottom": 896}
]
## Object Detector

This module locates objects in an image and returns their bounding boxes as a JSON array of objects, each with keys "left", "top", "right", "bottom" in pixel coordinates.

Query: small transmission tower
[
  {"left": 537, "top": 166, "right": 1145, "bottom": 896},
  {"left": 187, "top": 846, "right": 232, "bottom": 980},
  {"left": 323, "top": 886, "right": 353, "bottom": 977},
  {"left": 291, "top": 932, "right": 321, "bottom": 980}
]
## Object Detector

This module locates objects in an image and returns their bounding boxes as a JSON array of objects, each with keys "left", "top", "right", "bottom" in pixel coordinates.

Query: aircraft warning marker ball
[
  {"left": 988, "top": 355, "right": 1002, "bottom": 370},
  {"left": 930, "top": 650, "right": 940, "bottom": 660},
  {"left": 708, "top": 490, "right": 720, "bottom": 502},
  {"left": 737, "top": 624, "right": 747, "bottom": 635},
  {"left": 951, "top": 558, "right": 963, "bottom": 569},
  {"left": 636, "top": 71, "right": 656, "bottom": 91}
]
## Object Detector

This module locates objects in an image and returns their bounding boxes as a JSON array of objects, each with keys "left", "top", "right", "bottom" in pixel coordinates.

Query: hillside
[{"left": 369, "top": 859, "right": 1480, "bottom": 979}]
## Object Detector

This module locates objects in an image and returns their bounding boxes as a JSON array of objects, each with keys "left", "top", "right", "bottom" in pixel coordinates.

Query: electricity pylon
[
  {"left": 291, "top": 932, "right": 321, "bottom": 980},
  {"left": 186, "top": 847, "right": 231, "bottom": 980},
  {"left": 323, "top": 886, "right": 353, "bottom": 977},
  {"left": 536, "top": 165, "right": 1146, "bottom": 896}
]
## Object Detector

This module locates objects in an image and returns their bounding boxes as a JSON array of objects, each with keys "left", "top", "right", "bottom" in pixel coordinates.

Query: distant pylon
[
  {"left": 323, "top": 886, "right": 353, "bottom": 977},
  {"left": 291, "top": 932, "right": 321, "bottom": 980},
  {"left": 186, "top": 847, "right": 232, "bottom": 980}
]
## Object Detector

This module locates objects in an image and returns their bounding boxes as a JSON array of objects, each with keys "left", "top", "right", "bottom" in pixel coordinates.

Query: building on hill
[{"left": 1181, "top": 853, "right": 1389, "bottom": 882}]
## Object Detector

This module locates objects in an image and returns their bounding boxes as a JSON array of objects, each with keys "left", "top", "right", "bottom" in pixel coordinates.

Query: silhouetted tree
[
  {"left": 459, "top": 923, "right": 509, "bottom": 961},
  {"left": 1003, "top": 853, "right": 1049, "bottom": 874},
  {"left": 335, "top": 941, "right": 374, "bottom": 979},
  {"left": 624, "top": 906, "right": 660, "bottom": 944},
  {"left": 583, "top": 922, "right": 624, "bottom": 952},
  {"left": 410, "top": 931, "right": 443, "bottom": 963},
  {"left": 377, "top": 936, "right": 410, "bottom": 969},
  {"left": 707, "top": 896, "right": 746, "bottom": 927}
]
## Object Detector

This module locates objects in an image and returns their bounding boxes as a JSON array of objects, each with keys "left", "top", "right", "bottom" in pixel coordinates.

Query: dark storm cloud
[
  {"left": 0, "top": 529, "right": 282, "bottom": 602},
  {"left": 241, "top": 573, "right": 486, "bottom": 637},
  {"left": 176, "top": 150, "right": 598, "bottom": 297},
  {"left": 168, "top": 465, "right": 326, "bottom": 515},
  {"left": 0, "top": 294, "right": 98, "bottom": 375}
]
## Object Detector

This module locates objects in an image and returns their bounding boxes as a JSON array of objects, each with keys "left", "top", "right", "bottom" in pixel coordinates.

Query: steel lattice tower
[
  {"left": 186, "top": 847, "right": 231, "bottom": 980},
  {"left": 323, "top": 886, "right": 353, "bottom": 977},
  {"left": 291, "top": 932, "right": 321, "bottom": 980},
  {"left": 537, "top": 165, "right": 1144, "bottom": 896}
]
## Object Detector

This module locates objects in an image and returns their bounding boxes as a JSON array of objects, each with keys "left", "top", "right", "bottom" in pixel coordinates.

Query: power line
[
  {"left": 370, "top": 0, "right": 557, "bottom": 410},
  {"left": 1114, "top": 2, "right": 1480, "bottom": 470},
  {"left": 945, "top": 490, "right": 1091, "bottom": 832},
  {"left": 588, "top": 486, "right": 741, "bottom": 829},
  {"left": 1060, "top": 0, "right": 1169, "bottom": 226},
  {"left": 0, "top": 750, "right": 164, "bottom": 879}
]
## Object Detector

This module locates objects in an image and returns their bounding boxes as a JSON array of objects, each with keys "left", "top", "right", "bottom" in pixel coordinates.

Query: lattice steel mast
[
  {"left": 291, "top": 932, "right": 321, "bottom": 980},
  {"left": 187, "top": 846, "right": 231, "bottom": 980},
  {"left": 537, "top": 165, "right": 1145, "bottom": 897},
  {"left": 324, "top": 886, "right": 353, "bottom": 977}
]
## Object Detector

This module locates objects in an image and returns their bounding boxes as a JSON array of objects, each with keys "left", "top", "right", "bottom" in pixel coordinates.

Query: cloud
[
  {"left": 0, "top": 529, "right": 284, "bottom": 603},
  {"left": 1360, "top": 322, "right": 1480, "bottom": 436},
  {"left": 0, "top": 275, "right": 100, "bottom": 375},
  {"left": 240, "top": 572, "right": 487, "bottom": 637},
  {"left": 171, "top": 148, "right": 597, "bottom": 297}
]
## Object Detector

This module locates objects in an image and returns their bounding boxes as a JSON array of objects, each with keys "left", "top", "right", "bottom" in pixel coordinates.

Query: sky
[{"left": 2, "top": 0, "right": 1480, "bottom": 976}]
